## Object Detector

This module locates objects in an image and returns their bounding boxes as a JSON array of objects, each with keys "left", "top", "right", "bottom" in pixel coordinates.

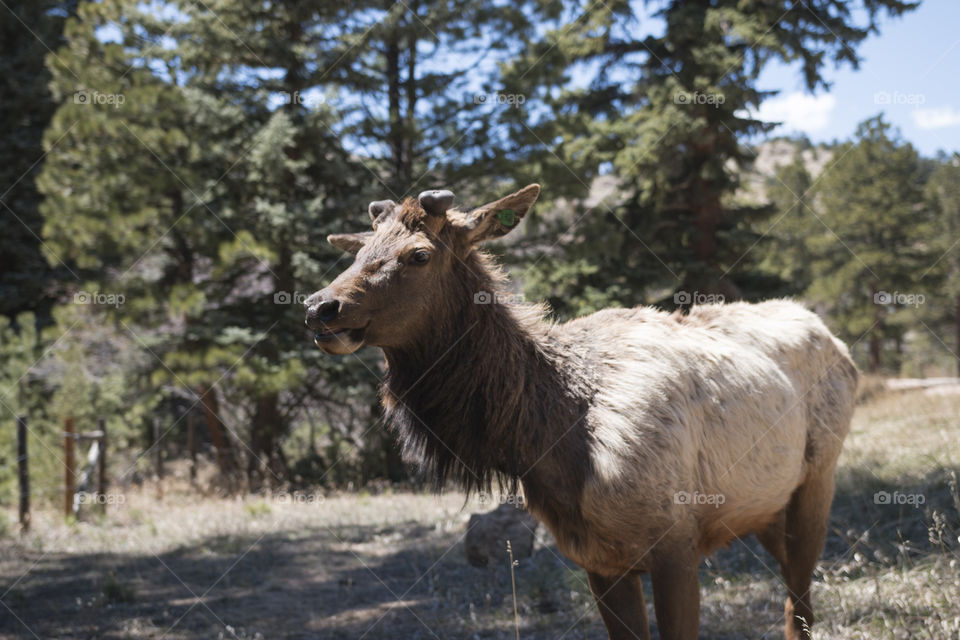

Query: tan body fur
[{"left": 531, "top": 301, "right": 857, "bottom": 576}]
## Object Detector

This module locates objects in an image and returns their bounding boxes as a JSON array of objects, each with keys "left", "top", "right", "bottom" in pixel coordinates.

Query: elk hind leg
[
  {"left": 588, "top": 571, "right": 650, "bottom": 640},
  {"left": 782, "top": 472, "right": 835, "bottom": 640},
  {"left": 649, "top": 545, "right": 700, "bottom": 640}
]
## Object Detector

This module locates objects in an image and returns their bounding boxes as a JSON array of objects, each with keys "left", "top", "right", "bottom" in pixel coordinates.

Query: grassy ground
[{"left": 1, "top": 387, "right": 959, "bottom": 639}]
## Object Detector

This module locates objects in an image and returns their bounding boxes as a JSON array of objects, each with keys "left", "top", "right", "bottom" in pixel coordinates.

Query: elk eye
[{"left": 410, "top": 250, "right": 430, "bottom": 265}]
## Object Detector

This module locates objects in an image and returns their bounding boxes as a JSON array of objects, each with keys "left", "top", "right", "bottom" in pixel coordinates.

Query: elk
[{"left": 304, "top": 184, "right": 858, "bottom": 640}]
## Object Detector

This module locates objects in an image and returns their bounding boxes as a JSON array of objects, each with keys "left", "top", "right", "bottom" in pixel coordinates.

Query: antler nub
[
  {"left": 368, "top": 199, "right": 397, "bottom": 227},
  {"left": 418, "top": 189, "right": 455, "bottom": 217}
]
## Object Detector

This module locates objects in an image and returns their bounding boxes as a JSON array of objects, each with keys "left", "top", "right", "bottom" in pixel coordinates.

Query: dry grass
[{"left": 1, "top": 387, "right": 958, "bottom": 639}]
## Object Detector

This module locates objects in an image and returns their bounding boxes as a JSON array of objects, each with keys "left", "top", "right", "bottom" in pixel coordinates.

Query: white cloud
[
  {"left": 911, "top": 106, "right": 960, "bottom": 130},
  {"left": 744, "top": 92, "right": 837, "bottom": 133}
]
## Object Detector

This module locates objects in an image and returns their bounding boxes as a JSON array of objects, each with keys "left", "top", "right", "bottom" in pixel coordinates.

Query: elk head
[{"left": 304, "top": 184, "right": 541, "bottom": 355}]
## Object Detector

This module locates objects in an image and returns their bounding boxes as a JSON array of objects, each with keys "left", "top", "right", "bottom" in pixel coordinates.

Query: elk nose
[
  {"left": 316, "top": 299, "right": 340, "bottom": 322},
  {"left": 305, "top": 298, "right": 340, "bottom": 329}
]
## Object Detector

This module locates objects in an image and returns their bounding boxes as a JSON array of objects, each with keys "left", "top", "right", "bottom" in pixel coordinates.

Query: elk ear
[
  {"left": 328, "top": 231, "right": 372, "bottom": 254},
  {"left": 457, "top": 184, "right": 540, "bottom": 245}
]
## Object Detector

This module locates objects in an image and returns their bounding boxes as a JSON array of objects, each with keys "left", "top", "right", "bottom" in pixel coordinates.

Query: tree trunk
[
  {"left": 249, "top": 392, "right": 286, "bottom": 489},
  {"left": 386, "top": 29, "right": 408, "bottom": 188},
  {"left": 869, "top": 287, "right": 883, "bottom": 372},
  {"left": 686, "top": 118, "right": 743, "bottom": 302},
  {"left": 692, "top": 199, "right": 719, "bottom": 273},
  {"left": 404, "top": 2, "right": 417, "bottom": 179},
  {"left": 199, "top": 384, "right": 240, "bottom": 491},
  {"left": 689, "top": 133, "right": 732, "bottom": 301},
  {"left": 868, "top": 333, "right": 881, "bottom": 373}
]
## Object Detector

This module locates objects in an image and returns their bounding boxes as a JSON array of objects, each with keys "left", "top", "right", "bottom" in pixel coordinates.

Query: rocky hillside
[{"left": 736, "top": 137, "right": 835, "bottom": 205}]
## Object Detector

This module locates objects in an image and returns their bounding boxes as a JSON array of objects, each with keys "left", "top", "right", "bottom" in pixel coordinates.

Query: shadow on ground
[
  {"left": 0, "top": 517, "right": 607, "bottom": 639},
  {"left": 1, "top": 464, "right": 956, "bottom": 639}
]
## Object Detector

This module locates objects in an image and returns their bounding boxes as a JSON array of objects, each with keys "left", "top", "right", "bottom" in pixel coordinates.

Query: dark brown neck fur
[{"left": 380, "top": 251, "right": 596, "bottom": 546}]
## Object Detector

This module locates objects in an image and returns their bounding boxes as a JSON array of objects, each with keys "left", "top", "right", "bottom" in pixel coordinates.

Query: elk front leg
[
  {"left": 588, "top": 571, "right": 650, "bottom": 640},
  {"left": 650, "top": 546, "right": 701, "bottom": 640}
]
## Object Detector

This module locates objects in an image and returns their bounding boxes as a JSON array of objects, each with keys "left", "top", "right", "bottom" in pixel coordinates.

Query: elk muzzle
[{"left": 304, "top": 291, "right": 367, "bottom": 354}]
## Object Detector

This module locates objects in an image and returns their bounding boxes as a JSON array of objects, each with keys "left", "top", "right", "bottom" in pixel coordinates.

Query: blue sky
[{"left": 752, "top": 0, "right": 960, "bottom": 156}]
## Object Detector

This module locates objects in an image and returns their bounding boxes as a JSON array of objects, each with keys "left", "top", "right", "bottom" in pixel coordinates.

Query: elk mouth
[{"left": 313, "top": 325, "right": 366, "bottom": 354}]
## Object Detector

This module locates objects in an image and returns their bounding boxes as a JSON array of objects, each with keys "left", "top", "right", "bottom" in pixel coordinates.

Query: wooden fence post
[
  {"left": 64, "top": 416, "right": 75, "bottom": 518},
  {"left": 153, "top": 417, "right": 164, "bottom": 479},
  {"left": 187, "top": 411, "right": 197, "bottom": 483},
  {"left": 153, "top": 417, "right": 163, "bottom": 499},
  {"left": 17, "top": 416, "right": 29, "bottom": 533},
  {"left": 97, "top": 418, "right": 107, "bottom": 511}
]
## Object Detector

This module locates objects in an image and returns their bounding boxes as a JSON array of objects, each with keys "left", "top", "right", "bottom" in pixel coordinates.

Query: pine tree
[
  {"left": 807, "top": 116, "right": 931, "bottom": 372},
  {"left": 924, "top": 154, "right": 960, "bottom": 375},
  {"left": 0, "top": 0, "right": 78, "bottom": 319},
  {"left": 38, "top": 0, "right": 376, "bottom": 486},
  {"left": 315, "top": 0, "right": 538, "bottom": 197},
  {"left": 763, "top": 148, "right": 817, "bottom": 295},
  {"left": 499, "top": 0, "right": 919, "bottom": 316}
]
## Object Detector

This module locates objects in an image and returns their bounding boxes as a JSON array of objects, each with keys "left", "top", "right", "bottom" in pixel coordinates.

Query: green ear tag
[{"left": 497, "top": 208, "right": 516, "bottom": 227}]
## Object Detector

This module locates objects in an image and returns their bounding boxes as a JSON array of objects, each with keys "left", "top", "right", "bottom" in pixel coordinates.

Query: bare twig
[{"left": 507, "top": 540, "right": 520, "bottom": 640}]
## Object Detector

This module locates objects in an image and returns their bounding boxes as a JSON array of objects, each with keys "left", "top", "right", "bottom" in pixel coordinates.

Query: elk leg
[
  {"left": 649, "top": 547, "right": 700, "bottom": 640},
  {"left": 782, "top": 472, "right": 834, "bottom": 640},
  {"left": 588, "top": 571, "right": 650, "bottom": 640},
  {"left": 756, "top": 509, "right": 789, "bottom": 572},
  {"left": 757, "top": 511, "right": 802, "bottom": 636}
]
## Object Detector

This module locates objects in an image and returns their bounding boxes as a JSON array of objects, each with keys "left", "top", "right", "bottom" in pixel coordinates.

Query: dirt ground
[{"left": 1, "top": 387, "right": 959, "bottom": 639}]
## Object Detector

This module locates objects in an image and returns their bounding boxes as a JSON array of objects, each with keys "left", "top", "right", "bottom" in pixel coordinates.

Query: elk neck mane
[{"left": 379, "top": 249, "right": 596, "bottom": 503}]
